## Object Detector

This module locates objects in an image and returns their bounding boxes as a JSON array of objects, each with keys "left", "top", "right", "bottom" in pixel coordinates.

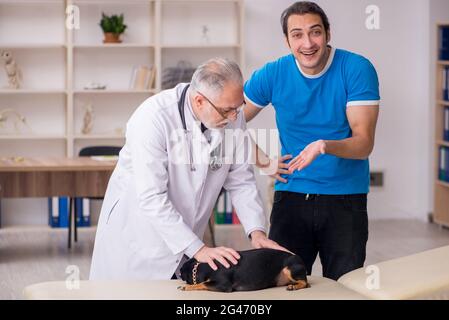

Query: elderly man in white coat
[{"left": 89, "top": 57, "right": 286, "bottom": 280}]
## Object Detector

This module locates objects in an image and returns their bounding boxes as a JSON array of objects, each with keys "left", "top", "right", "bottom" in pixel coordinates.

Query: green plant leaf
[{"left": 99, "top": 12, "right": 126, "bottom": 34}]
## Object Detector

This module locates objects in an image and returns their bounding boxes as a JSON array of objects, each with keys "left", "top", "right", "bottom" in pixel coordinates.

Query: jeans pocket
[
  {"left": 351, "top": 194, "right": 368, "bottom": 213},
  {"left": 273, "top": 191, "right": 284, "bottom": 204}
]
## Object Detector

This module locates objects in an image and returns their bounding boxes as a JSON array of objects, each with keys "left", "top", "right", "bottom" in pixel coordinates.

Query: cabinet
[
  {"left": 0, "top": 0, "right": 244, "bottom": 158},
  {"left": 434, "top": 23, "right": 449, "bottom": 227}
]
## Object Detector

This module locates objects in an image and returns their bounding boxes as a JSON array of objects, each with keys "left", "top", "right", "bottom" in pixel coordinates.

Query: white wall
[{"left": 2, "top": 0, "right": 447, "bottom": 226}]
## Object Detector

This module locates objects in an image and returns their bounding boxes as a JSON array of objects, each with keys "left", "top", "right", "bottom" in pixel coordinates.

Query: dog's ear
[{"left": 284, "top": 255, "right": 307, "bottom": 281}]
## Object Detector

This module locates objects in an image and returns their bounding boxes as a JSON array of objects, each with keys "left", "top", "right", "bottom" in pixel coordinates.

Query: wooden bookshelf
[
  {"left": 434, "top": 23, "right": 449, "bottom": 227},
  {"left": 0, "top": 0, "right": 244, "bottom": 157}
]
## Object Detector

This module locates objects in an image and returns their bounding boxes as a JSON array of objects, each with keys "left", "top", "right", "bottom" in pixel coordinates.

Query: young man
[{"left": 244, "top": 2, "right": 380, "bottom": 280}]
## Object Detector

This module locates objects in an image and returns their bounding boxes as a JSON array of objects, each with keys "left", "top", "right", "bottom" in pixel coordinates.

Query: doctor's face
[{"left": 196, "top": 82, "right": 244, "bottom": 129}]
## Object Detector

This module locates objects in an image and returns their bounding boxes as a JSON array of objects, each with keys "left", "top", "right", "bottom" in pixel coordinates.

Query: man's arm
[
  {"left": 243, "top": 100, "right": 263, "bottom": 122},
  {"left": 324, "top": 105, "right": 379, "bottom": 159},
  {"left": 288, "top": 105, "right": 379, "bottom": 172},
  {"left": 244, "top": 100, "right": 292, "bottom": 183}
]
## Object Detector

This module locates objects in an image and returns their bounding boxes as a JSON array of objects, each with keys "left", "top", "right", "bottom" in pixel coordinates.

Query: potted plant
[{"left": 99, "top": 12, "right": 127, "bottom": 43}]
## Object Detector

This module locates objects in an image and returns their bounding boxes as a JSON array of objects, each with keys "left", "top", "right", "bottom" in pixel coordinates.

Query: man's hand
[
  {"left": 288, "top": 140, "right": 326, "bottom": 172},
  {"left": 250, "top": 230, "right": 292, "bottom": 254},
  {"left": 259, "top": 154, "right": 293, "bottom": 183},
  {"left": 194, "top": 245, "right": 241, "bottom": 271}
]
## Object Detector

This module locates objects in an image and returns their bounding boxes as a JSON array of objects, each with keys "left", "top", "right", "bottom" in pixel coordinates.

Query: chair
[{"left": 68, "top": 146, "right": 121, "bottom": 248}]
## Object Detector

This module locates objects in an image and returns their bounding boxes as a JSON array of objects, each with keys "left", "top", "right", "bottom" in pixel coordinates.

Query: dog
[{"left": 178, "top": 248, "right": 309, "bottom": 292}]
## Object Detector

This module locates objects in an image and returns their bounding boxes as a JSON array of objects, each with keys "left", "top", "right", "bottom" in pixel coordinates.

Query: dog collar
[{"left": 192, "top": 262, "right": 200, "bottom": 285}]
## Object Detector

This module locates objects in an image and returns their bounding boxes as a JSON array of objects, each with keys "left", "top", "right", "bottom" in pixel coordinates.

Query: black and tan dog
[{"left": 178, "top": 248, "right": 309, "bottom": 292}]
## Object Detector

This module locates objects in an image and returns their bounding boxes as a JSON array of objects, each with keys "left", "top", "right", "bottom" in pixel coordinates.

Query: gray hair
[{"left": 190, "top": 57, "right": 243, "bottom": 100}]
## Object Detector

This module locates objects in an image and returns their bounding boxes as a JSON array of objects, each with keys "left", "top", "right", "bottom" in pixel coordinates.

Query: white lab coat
[{"left": 89, "top": 83, "right": 267, "bottom": 280}]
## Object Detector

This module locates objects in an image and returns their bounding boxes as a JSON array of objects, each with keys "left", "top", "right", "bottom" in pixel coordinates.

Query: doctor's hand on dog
[
  {"left": 194, "top": 246, "right": 241, "bottom": 271},
  {"left": 249, "top": 230, "right": 292, "bottom": 254}
]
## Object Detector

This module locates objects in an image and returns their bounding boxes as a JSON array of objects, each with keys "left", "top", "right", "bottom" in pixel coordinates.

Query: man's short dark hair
[{"left": 281, "top": 1, "right": 330, "bottom": 37}]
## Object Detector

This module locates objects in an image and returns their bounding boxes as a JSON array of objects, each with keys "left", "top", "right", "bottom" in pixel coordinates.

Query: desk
[{"left": 0, "top": 157, "right": 116, "bottom": 247}]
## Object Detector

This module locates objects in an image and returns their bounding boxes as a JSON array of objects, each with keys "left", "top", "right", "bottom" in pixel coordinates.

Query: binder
[
  {"left": 443, "top": 66, "right": 449, "bottom": 101},
  {"left": 439, "top": 147, "right": 445, "bottom": 182},
  {"left": 441, "top": 147, "right": 449, "bottom": 183},
  {"left": 224, "top": 191, "right": 233, "bottom": 224},
  {"left": 443, "top": 147, "right": 449, "bottom": 182},
  {"left": 48, "top": 197, "right": 69, "bottom": 228},
  {"left": 232, "top": 208, "right": 240, "bottom": 225},
  {"left": 48, "top": 197, "right": 92, "bottom": 228},
  {"left": 73, "top": 197, "right": 91, "bottom": 227},
  {"left": 444, "top": 107, "right": 449, "bottom": 142},
  {"left": 440, "top": 26, "right": 449, "bottom": 61},
  {"left": 82, "top": 198, "right": 91, "bottom": 226},
  {"left": 214, "top": 192, "right": 225, "bottom": 224},
  {"left": 48, "top": 197, "right": 59, "bottom": 227},
  {"left": 58, "top": 197, "right": 69, "bottom": 228}
]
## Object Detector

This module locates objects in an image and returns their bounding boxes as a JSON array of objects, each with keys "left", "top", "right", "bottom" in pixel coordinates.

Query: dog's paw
[
  {"left": 286, "top": 284, "right": 298, "bottom": 291},
  {"left": 177, "top": 286, "right": 186, "bottom": 291}
]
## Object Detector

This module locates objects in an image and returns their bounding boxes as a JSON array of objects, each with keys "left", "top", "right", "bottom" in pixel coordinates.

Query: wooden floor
[{"left": 1, "top": 219, "right": 449, "bottom": 300}]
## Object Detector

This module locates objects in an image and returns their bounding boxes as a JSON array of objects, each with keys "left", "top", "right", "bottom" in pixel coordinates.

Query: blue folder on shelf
[
  {"left": 443, "top": 66, "right": 449, "bottom": 101},
  {"left": 445, "top": 107, "right": 449, "bottom": 142},
  {"left": 440, "top": 26, "right": 449, "bottom": 61},
  {"left": 440, "top": 147, "right": 449, "bottom": 183}
]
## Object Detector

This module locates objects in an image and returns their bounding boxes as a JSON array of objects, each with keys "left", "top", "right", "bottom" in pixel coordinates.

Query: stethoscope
[{"left": 178, "top": 84, "right": 223, "bottom": 172}]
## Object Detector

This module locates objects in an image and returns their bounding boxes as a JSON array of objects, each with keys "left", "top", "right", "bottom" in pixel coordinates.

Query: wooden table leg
[
  {"left": 68, "top": 197, "right": 73, "bottom": 249},
  {"left": 74, "top": 198, "right": 78, "bottom": 243}
]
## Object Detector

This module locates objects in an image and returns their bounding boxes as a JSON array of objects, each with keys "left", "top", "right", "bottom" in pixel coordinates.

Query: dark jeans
[{"left": 269, "top": 191, "right": 369, "bottom": 281}]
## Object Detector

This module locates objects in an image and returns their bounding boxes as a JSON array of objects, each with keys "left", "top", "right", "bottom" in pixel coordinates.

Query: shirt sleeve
[
  {"left": 243, "top": 63, "right": 274, "bottom": 108},
  {"left": 346, "top": 56, "right": 380, "bottom": 107}
]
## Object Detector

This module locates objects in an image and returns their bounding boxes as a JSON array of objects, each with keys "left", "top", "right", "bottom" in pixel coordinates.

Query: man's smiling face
[{"left": 285, "top": 13, "right": 330, "bottom": 75}]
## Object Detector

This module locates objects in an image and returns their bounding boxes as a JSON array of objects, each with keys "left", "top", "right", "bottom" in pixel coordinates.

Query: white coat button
[{"left": 176, "top": 260, "right": 179, "bottom": 263}]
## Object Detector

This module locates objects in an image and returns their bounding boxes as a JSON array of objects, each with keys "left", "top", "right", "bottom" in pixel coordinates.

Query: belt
[{"left": 277, "top": 191, "right": 366, "bottom": 201}]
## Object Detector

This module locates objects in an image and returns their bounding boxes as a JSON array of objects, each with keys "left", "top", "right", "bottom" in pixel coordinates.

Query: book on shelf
[
  {"left": 130, "top": 65, "right": 156, "bottom": 90},
  {"left": 440, "top": 26, "right": 449, "bottom": 61},
  {"left": 445, "top": 106, "right": 449, "bottom": 142},
  {"left": 443, "top": 66, "right": 449, "bottom": 101},
  {"left": 439, "top": 146, "right": 449, "bottom": 183}
]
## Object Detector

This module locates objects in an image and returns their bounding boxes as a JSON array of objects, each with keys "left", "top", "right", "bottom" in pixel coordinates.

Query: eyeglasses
[{"left": 197, "top": 90, "right": 245, "bottom": 120}]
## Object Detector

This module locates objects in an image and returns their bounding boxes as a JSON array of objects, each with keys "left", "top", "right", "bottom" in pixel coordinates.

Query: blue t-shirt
[{"left": 244, "top": 47, "right": 380, "bottom": 194}]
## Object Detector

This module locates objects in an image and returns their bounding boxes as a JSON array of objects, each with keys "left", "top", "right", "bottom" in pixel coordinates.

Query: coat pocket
[{"left": 106, "top": 198, "right": 120, "bottom": 224}]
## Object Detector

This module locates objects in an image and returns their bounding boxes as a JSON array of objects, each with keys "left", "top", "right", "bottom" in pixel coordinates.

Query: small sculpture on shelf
[
  {"left": 81, "top": 102, "right": 94, "bottom": 135},
  {"left": 1, "top": 50, "right": 22, "bottom": 89},
  {"left": 201, "top": 25, "right": 210, "bottom": 44},
  {"left": 162, "top": 60, "right": 196, "bottom": 90},
  {"left": 0, "top": 108, "right": 32, "bottom": 134},
  {"left": 84, "top": 82, "right": 107, "bottom": 90}
]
